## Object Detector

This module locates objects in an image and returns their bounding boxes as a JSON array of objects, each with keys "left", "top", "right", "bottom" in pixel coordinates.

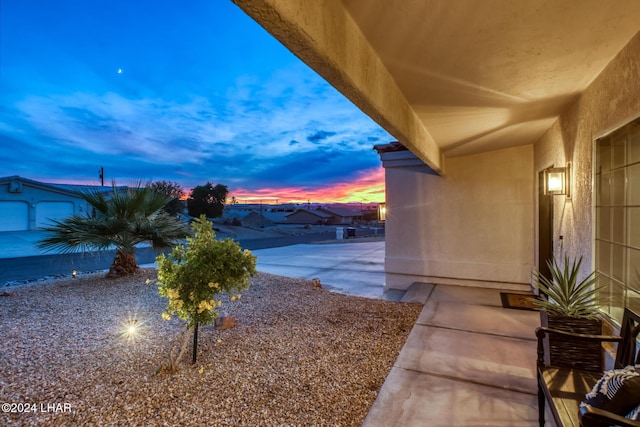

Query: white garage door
[
  {"left": 0, "top": 201, "right": 29, "bottom": 231},
  {"left": 36, "top": 202, "right": 74, "bottom": 228}
]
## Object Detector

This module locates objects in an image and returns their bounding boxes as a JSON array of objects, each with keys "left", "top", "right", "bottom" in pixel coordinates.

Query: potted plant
[{"left": 532, "top": 254, "right": 604, "bottom": 371}]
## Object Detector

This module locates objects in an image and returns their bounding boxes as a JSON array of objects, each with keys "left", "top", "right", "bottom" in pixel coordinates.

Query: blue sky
[{"left": 0, "top": 0, "right": 391, "bottom": 202}]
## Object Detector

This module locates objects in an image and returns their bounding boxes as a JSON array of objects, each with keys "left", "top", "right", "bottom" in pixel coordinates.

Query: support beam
[{"left": 232, "top": 0, "right": 443, "bottom": 173}]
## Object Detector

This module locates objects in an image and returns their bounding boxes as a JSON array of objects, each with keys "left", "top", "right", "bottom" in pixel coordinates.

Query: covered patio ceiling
[{"left": 233, "top": 0, "right": 640, "bottom": 174}]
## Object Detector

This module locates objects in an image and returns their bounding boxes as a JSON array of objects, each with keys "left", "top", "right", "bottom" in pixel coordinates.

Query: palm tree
[{"left": 38, "top": 182, "right": 189, "bottom": 278}]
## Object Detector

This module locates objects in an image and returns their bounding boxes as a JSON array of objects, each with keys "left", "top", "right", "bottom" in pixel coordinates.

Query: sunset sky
[{"left": 0, "top": 0, "right": 391, "bottom": 203}]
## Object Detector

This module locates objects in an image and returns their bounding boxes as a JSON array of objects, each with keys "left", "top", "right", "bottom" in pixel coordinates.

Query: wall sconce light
[
  {"left": 544, "top": 163, "right": 571, "bottom": 197},
  {"left": 378, "top": 203, "right": 387, "bottom": 222}
]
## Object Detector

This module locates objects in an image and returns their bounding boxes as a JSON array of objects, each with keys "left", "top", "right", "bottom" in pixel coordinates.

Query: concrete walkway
[
  {"left": 253, "top": 241, "right": 540, "bottom": 426},
  {"left": 363, "top": 285, "right": 539, "bottom": 426}
]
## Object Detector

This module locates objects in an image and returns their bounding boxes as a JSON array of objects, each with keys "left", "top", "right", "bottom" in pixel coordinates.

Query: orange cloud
[
  {"left": 231, "top": 167, "right": 385, "bottom": 204},
  {"left": 32, "top": 168, "right": 386, "bottom": 205}
]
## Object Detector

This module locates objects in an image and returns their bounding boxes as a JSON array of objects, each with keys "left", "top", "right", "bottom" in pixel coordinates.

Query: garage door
[
  {"left": 0, "top": 201, "right": 29, "bottom": 231},
  {"left": 36, "top": 202, "right": 74, "bottom": 228}
]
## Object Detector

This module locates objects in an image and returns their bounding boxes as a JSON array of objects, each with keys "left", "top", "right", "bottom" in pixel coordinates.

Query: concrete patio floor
[{"left": 253, "top": 241, "right": 541, "bottom": 426}]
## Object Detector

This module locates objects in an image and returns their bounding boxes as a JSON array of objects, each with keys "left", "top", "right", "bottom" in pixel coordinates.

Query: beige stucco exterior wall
[
  {"left": 385, "top": 145, "right": 534, "bottom": 290},
  {"left": 534, "top": 30, "right": 640, "bottom": 279}
]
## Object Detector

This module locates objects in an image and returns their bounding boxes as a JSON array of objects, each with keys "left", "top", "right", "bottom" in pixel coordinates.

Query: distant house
[
  {"left": 285, "top": 207, "right": 362, "bottom": 225},
  {"left": 262, "top": 204, "right": 297, "bottom": 223},
  {"left": 285, "top": 208, "right": 333, "bottom": 225},
  {"left": 0, "top": 176, "right": 115, "bottom": 232},
  {"left": 223, "top": 203, "right": 297, "bottom": 224},
  {"left": 316, "top": 206, "right": 362, "bottom": 225}
]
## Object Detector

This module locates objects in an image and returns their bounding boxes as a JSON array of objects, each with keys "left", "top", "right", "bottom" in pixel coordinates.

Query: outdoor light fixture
[
  {"left": 127, "top": 323, "right": 137, "bottom": 335},
  {"left": 378, "top": 203, "right": 387, "bottom": 222},
  {"left": 72, "top": 270, "right": 77, "bottom": 278},
  {"left": 544, "top": 163, "right": 571, "bottom": 197},
  {"left": 122, "top": 319, "right": 139, "bottom": 339}
]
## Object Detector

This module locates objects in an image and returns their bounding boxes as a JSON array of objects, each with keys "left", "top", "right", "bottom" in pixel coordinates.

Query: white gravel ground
[{"left": 0, "top": 269, "right": 420, "bottom": 426}]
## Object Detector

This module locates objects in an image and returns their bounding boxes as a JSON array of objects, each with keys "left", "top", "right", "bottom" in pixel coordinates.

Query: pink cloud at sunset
[
  {"left": 29, "top": 168, "right": 385, "bottom": 205},
  {"left": 230, "top": 167, "right": 385, "bottom": 204}
]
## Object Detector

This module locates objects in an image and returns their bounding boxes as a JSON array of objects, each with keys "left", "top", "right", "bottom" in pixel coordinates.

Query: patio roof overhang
[{"left": 232, "top": 0, "right": 640, "bottom": 175}]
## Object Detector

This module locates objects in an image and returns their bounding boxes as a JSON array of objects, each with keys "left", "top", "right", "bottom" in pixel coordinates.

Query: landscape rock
[
  {"left": 214, "top": 312, "right": 237, "bottom": 330},
  {"left": 0, "top": 269, "right": 420, "bottom": 426}
]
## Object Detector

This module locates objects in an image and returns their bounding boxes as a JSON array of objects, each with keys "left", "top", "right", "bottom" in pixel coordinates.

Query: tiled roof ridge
[{"left": 373, "top": 141, "right": 407, "bottom": 154}]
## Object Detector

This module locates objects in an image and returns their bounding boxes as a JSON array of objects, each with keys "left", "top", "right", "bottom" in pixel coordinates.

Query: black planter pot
[{"left": 541, "top": 311, "right": 603, "bottom": 371}]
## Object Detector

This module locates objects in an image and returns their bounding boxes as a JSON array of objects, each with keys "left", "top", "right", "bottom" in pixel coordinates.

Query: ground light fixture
[
  {"left": 544, "top": 163, "right": 571, "bottom": 198},
  {"left": 72, "top": 269, "right": 77, "bottom": 278},
  {"left": 127, "top": 321, "right": 137, "bottom": 335},
  {"left": 121, "top": 318, "right": 141, "bottom": 341}
]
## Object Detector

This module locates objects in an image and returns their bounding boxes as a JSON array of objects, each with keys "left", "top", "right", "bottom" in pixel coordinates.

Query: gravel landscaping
[{"left": 0, "top": 269, "right": 420, "bottom": 426}]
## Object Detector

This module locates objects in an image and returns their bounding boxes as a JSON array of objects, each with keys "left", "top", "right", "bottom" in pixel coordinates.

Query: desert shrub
[{"left": 153, "top": 215, "right": 256, "bottom": 371}]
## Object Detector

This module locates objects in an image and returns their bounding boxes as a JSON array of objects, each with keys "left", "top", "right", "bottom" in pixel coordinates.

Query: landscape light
[
  {"left": 121, "top": 318, "right": 140, "bottom": 340},
  {"left": 72, "top": 270, "right": 77, "bottom": 278}
]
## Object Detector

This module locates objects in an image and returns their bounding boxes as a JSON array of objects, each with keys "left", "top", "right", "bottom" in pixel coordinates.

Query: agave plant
[{"left": 532, "top": 255, "right": 603, "bottom": 319}]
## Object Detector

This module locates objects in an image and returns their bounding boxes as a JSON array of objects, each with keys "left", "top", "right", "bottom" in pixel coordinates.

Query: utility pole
[{"left": 99, "top": 167, "right": 104, "bottom": 186}]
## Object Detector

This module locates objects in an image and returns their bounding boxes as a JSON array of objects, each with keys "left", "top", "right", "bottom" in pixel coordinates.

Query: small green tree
[
  {"left": 154, "top": 215, "right": 256, "bottom": 371},
  {"left": 187, "top": 182, "right": 228, "bottom": 218}
]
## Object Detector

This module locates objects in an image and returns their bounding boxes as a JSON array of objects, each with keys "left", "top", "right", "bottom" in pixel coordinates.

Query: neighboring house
[
  {"left": 225, "top": 204, "right": 362, "bottom": 225},
  {"left": 285, "top": 208, "right": 333, "bottom": 225},
  {"left": 235, "top": 1, "right": 640, "bottom": 324},
  {"left": 223, "top": 203, "right": 297, "bottom": 224},
  {"left": 262, "top": 204, "right": 297, "bottom": 223},
  {"left": 0, "top": 176, "right": 115, "bottom": 232},
  {"left": 316, "top": 206, "right": 361, "bottom": 225},
  {"left": 285, "top": 207, "right": 362, "bottom": 225}
]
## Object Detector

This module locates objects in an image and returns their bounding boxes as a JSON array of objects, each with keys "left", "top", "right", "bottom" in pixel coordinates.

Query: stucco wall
[
  {"left": 385, "top": 144, "right": 534, "bottom": 290},
  {"left": 534, "top": 30, "right": 640, "bottom": 279}
]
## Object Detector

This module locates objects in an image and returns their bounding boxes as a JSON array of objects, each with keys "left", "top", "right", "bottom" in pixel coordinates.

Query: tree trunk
[
  {"left": 106, "top": 249, "right": 139, "bottom": 278},
  {"left": 192, "top": 322, "right": 199, "bottom": 364}
]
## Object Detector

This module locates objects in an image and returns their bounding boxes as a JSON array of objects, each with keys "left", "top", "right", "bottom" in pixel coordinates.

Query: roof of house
[
  {"left": 51, "top": 183, "right": 126, "bottom": 194},
  {"left": 373, "top": 141, "right": 407, "bottom": 154},
  {"left": 317, "top": 206, "right": 361, "bottom": 217},
  {"left": 0, "top": 175, "right": 86, "bottom": 198},
  {"left": 0, "top": 176, "right": 128, "bottom": 198},
  {"left": 285, "top": 209, "right": 333, "bottom": 219}
]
